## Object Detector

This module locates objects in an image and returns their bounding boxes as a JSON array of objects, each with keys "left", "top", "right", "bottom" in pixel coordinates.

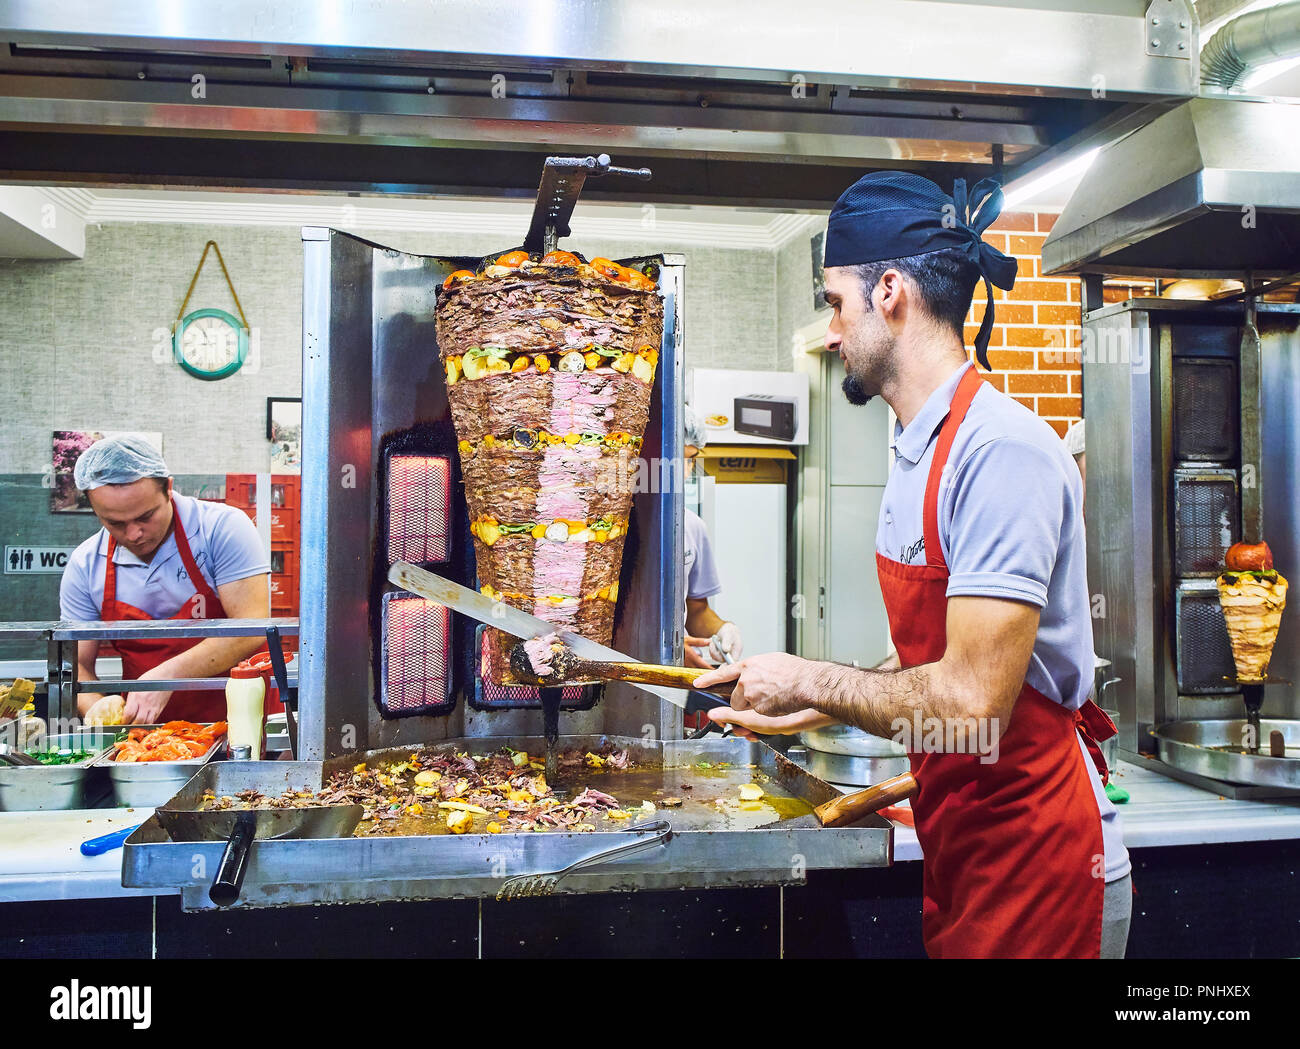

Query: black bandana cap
[{"left": 823, "top": 171, "right": 1018, "bottom": 370}]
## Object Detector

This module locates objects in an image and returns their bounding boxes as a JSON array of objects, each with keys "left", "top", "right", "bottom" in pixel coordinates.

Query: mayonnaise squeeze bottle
[{"left": 226, "top": 657, "right": 269, "bottom": 758}]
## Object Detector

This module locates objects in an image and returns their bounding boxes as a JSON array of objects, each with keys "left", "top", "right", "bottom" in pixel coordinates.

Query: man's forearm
[
  {"left": 685, "top": 602, "right": 725, "bottom": 639},
  {"left": 77, "top": 661, "right": 105, "bottom": 716},
  {"left": 795, "top": 660, "right": 983, "bottom": 739},
  {"left": 149, "top": 635, "right": 266, "bottom": 681}
]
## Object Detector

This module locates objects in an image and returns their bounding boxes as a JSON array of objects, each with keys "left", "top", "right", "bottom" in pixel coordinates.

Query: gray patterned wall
[
  {"left": 775, "top": 217, "right": 830, "bottom": 367},
  {"left": 0, "top": 221, "right": 783, "bottom": 649}
]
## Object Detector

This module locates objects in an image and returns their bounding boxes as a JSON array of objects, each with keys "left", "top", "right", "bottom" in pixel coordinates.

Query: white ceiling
[{"left": 33, "top": 186, "right": 827, "bottom": 252}]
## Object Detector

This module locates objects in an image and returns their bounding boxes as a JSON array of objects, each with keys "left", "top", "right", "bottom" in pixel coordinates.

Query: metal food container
[
  {"left": 797, "top": 725, "right": 909, "bottom": 787},
  {"left": 122, "top": 735, "right": 892, "bottom": 910},
  {"left": 0, "top": 732, "right": 117, "bottom": 811},
  {"left": 264, "top": 714, "right": 289, "bottom": 755},
  {"left": 91, "top": 724, "right": 226, "bottom": 809}
]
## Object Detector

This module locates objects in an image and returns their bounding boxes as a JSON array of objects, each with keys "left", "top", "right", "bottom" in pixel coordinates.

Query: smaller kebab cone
[{"left": 1216, "top": 572, "right": 1288, "bottom": 682}]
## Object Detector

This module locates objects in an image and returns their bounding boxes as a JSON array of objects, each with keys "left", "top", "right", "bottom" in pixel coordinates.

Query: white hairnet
[
  {"left": 73, "top": 436, "right": 170, "bottom": 491},
  {"left": 1063, "top": 418, "right": 1085, "bottom": 458}
]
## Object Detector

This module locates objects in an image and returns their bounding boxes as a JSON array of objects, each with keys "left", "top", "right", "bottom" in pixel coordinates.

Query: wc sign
[{"left": 5, "top": 546, "right": 76, "bottom": 575}]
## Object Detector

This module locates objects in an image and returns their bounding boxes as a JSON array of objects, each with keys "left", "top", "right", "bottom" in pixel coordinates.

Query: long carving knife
[{"left": 387, "top": 562, "right": 729, "bottom": 713}]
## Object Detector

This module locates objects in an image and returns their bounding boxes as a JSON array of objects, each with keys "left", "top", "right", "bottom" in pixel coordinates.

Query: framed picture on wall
[
  {"left": 811, "top": 230, "right": 827, "bottom": 311},
  {"left": 52, "top": 430, "right": 164, "bottom": 513},
  {"left": 267, "top": 397, "right": 302, "bottom": 474}
]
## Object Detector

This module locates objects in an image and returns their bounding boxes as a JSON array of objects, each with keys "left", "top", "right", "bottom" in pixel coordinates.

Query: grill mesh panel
[
  {"left": 387, "top": 455, "right": 450, "bottom": 564},
  {"left": 1173, "top": 358, "right": 1238, "bottom": 462},
  {"left": 381, "top": 594, "right": 452, "bottom": 715},
  {"left": 1175, "top": 586, "right": 1237, "bottom": 694},
  {"left": 1173, "top": 473, "right": 1239, "bottom": 576}
]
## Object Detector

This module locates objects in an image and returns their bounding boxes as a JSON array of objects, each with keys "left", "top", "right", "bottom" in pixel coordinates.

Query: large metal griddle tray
[
  {"left": 1153, "top": 719, "right": 1300, "bottom": 790},
  {"left": 121, "top": 736, "right": 892, "bottom": 910}
]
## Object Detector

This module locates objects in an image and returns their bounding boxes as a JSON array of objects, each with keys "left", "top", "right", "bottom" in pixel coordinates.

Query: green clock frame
[{"left": 172, "top": 307, "right": 249, "bottom": 381}]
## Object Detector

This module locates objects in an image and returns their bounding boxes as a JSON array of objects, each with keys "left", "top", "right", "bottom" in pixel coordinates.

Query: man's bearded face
[{"left": 824, "top": 266, "right": 894, "bottom": 406}]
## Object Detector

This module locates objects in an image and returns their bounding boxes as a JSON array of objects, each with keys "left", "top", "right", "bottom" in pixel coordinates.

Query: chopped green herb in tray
[{"left": 28, "top": 750, "right": 93, "bottom": 766}]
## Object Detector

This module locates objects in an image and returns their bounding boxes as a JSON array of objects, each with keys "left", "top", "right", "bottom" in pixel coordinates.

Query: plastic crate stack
[{"left": 225, "top": 473, "right": 300, "bottom": 652}]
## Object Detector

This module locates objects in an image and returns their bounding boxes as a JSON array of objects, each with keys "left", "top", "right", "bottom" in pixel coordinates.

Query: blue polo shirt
[
  {"left": 60, "top": 494, "right": 270, "bottom": 621},
  {"left": 877, "top": 361, "right": 1129, "bottom": 882}
]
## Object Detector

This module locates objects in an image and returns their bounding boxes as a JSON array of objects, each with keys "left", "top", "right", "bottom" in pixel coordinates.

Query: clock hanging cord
[{"left": 174, "top": 240, "right": 250, "bottom": 333}]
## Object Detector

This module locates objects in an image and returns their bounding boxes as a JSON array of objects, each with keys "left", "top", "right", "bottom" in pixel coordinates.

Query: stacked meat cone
[
  {"left": 1216, "top": 541, "right": 1288, "bottom": 683},
  {"left": 435, "top": 250, "right": 662, "bottom": 684}
]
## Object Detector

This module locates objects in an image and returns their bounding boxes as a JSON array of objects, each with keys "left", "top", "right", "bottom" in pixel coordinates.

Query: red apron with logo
[
  {"left": 100, "top": 500, "right": 281, "bottom": 723},
  {"left": 875, "top": 365, "right": 1113, "bottom": 958}
]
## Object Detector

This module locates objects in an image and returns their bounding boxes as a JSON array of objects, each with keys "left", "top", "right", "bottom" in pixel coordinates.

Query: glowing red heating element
[
  {"left": 387, "top": 455, "right": 450, "bottom": 564},
  {"left": 382, "top": 595, "right": 451, "bottom": 714}
]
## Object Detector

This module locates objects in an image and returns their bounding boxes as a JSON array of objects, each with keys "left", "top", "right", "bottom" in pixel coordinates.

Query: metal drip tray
[
  {"left": 121, "top": 735, "right": 891, "bottom": 910},
  {"left": 1152, "top": 720, "right": 1300, "bottom": 790}
]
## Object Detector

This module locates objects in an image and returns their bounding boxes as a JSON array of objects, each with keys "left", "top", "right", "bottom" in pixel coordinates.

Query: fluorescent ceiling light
[{"left": 1001, "top": 147, "right": 1100, "bottom": 209}]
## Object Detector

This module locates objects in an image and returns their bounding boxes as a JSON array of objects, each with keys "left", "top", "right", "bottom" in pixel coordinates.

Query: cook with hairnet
[
  {"left": 681, "top": 407, "right": 742, "bottom": 670},
  {"left": 59, "top": 437, "right": 277, "bottom": 724}
]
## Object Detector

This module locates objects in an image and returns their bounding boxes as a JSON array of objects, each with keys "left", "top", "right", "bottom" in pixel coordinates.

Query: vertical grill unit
[
  {"left": 296, "top": 155, "right": 687, "bottom": 760},
  {"left": 1043, "top": 98, "right": 1300, "bottom": 789}
]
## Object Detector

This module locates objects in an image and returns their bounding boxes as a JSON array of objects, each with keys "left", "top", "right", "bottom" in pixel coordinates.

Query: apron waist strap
[{"left": 1074, "top": 699, "right": 1117, "bottom": 786}]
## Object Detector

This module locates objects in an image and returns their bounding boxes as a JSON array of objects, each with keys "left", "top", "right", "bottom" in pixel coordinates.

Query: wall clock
[
  {"left": 173, "top": 307, "right": 248, "bottom": 380},
  {"left": 171, "top": 240, "right": 251, "bottom": 381}
]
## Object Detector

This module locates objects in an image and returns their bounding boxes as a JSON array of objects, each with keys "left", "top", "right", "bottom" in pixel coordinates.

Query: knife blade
[{"left": 387, "top": 562, "right": 727, "bottom": 712}]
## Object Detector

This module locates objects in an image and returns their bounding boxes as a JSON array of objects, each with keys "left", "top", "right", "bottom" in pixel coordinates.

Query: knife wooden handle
[
  {"left": 814, "top": 772, "right": 918, "bottom": 828},
  {"left": 578, "top": 660, "right": 737, "bottom": 697}
]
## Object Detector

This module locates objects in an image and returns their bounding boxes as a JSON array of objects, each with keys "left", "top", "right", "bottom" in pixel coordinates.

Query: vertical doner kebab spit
[
  {"left": 1216, "top": 541, "right": 1288, "bottom": 684},
  {"left": 435, "top": 249, "right": 662, "bottom": 686}
]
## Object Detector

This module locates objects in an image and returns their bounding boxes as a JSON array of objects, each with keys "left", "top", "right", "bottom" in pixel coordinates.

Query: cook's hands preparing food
[
  {"left": 698, "top": 650, "right": 900, "bottom": 738},
  {"left": 696, "top": 597, "right": 1035, "bottom": 743}
]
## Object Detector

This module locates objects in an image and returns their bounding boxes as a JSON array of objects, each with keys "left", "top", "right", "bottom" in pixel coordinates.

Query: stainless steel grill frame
[
  {"left": 299, "top": 228, "right": 686, "bottom": 759},
  {"left": 1083, "top": 299, "right": 1300, "bottom": 756}
]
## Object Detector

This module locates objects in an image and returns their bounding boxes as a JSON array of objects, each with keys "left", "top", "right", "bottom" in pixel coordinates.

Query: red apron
[
  {"left": 875, "top": 365, "right": 1114, "bottom": 959},
  {"left": 100, "top": 500, "right": 281, "bottom": 723}
]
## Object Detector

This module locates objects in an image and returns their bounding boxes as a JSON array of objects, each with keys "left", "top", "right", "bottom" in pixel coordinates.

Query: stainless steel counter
[
  {"left": 6, "top": 757, "right": 1300, "bottom": 903},
  {"left": 0, "top": 806, "right": 167, "bottom": 903}
]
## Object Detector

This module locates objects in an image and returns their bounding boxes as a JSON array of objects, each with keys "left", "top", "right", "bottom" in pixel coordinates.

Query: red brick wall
[{"left": 963, "top": 210, "right": 1081, "bottom": 438}]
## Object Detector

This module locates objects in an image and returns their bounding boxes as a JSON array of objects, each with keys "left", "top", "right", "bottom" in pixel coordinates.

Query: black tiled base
[
  {"left": 481, "top": 886, "right": 781, "bottom": 958},
  {"left": 0, "top": 896, "right": 152, "bottom": 959},
  {"left": 6, "top": 839, "right": 1300, "bottom": 959},
  {"left": 784, "top": 864, "right": 925, "bottom": 958},
  {"left": 154, "top": 894, "right": 478, "bottom": 959},
  {"left": 1124, "top": 840, "right": 1300, "bottom": 959}
]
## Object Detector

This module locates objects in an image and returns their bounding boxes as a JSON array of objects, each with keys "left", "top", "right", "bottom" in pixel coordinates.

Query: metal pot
[
  {"left": 797, "top": 725, "right": 909, "bottom": 787},
  {"left": 798, "top": 723, "right": 905, "bottom": 757}
]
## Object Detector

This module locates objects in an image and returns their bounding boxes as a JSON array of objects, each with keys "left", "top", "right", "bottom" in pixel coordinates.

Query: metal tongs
[
  {"left": 0, "top": 747, "right": 40, "bottom": 766},
  {"left": 495, "top": 819, "right": 671, "bottom": 900}
]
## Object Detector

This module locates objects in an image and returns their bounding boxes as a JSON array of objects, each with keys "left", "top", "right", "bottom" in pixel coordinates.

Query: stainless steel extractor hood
[
  {"left": 0, "top": 0, "right": 1197, "bottom": 206},
  {"left": 1043, "top": 96, "right": 1300, "bottom": 277}
]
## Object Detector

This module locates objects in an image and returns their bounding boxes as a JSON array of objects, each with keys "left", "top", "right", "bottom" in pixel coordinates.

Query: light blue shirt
[
  {"left": 878, "top": 361, "right": 1093, "bottom": 711},
  {"left": 877, "top": 362, "right": 1129, "bottom": 882},
  {"left": 60, "top": 494, "right": 270, "bottom": 621},
  {"left": 683, "top": 509, "right": 722, "bottom": 601}
]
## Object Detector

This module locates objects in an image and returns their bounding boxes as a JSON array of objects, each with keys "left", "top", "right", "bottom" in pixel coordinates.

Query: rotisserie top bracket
[{"left": 523, "top": 154, "right": 652, "bottom": 256}]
